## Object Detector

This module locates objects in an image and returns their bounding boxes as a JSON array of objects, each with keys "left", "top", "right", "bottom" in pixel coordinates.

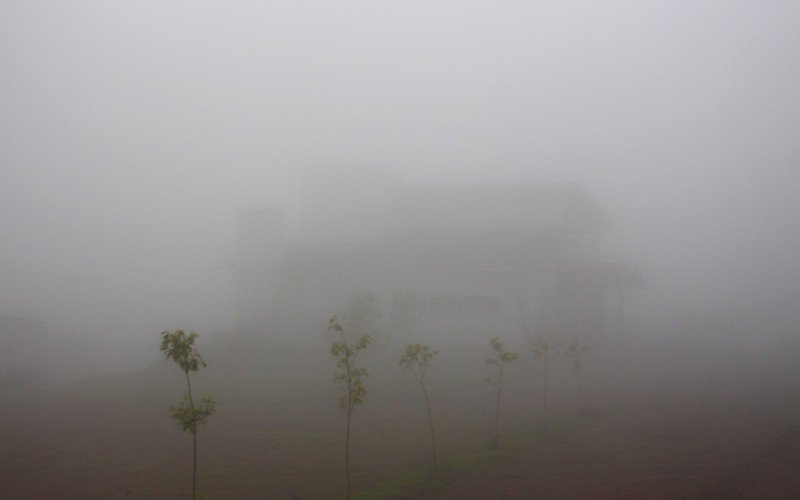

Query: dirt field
[
  {"left": 1, "top": 338, "right": 799, "bottom": 499},
  {"left": 430, "top": 391, "right": 800, "bottom": 499}
]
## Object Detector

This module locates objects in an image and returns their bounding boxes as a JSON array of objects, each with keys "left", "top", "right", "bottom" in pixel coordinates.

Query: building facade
[{"left": 233, "top": 182, "right": 643, "bottom": 345}]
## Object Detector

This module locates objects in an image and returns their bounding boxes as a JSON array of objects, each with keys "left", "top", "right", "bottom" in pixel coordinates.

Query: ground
[{"left": 1, "top": 338, "right": 799, "bottom": 498}]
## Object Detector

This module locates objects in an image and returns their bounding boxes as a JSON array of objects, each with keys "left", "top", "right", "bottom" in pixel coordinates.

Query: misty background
[{"left": 2, "top": 1, "right": 799, "bottom": 375}]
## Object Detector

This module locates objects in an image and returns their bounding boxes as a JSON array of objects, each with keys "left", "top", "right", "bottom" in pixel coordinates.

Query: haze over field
[
  {"left": 2, "top": 2, "right": 799, "bottom": 366},
  {"left": 4, "top": 3, "right": 800, "bottom": 499}
]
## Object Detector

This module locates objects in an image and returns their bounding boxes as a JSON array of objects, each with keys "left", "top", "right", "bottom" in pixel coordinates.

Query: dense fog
[
  {"left": 1, "top": 2, "right": 799, "bottom": 498},
  {"left": 3, "top": 1, "right": 798, "bottom": 375}
]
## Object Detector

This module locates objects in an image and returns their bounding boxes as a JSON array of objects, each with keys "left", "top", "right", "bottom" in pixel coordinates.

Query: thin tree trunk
[
  {"left": 185, "top": 371, "right": 195, "bottom": 407},
  {"left": 345, "top": 354, "right": 352, "bottom": 500},
  {"left": 618, "top": 287, "right": 625, "bottom": 337},
  {"left": 576, "top": 362, "right": 583, "bottom": 411},
  {"left": 192, "top": 432, "right": 197, "bottom": 500},
  {"left": 420, "top": 382, "right": 437, "bottom": 464},
  {"left": 543, "top": 357, "right": 548, "bottom": 427},
  {"left": 494, "top": 365, "right": 504, "bottom": 447},
  {"left": 345, "top": 408, "right": 351, "bottom": 500},
  {"left": 185, "top": 371, "right": 196, "bottom": 500},
  {"left": 540, "top": 286, "right": 547, "bottom": 330}
]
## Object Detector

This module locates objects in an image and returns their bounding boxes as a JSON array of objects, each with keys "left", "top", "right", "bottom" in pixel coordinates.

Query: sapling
[
  {"left": 564, "top": 337, "right": 588, "bottom": 412},
  {"left": 532, "top": 334, "right": 560, "bottom": 426},
  {"left": 485, "top": 337, "right": 518, "bottom": 448},
  {"left": 399, "top": 343, "right": 439, "bottom": 464},
  {"left": 329, "top": 314, "right": 372, "bottom": 500},
  {"left": 160, "top": 329, "right": 216, "bottom": 500}
]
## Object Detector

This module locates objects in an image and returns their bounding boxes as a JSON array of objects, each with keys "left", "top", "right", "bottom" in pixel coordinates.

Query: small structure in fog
[{"left": 233, "top": 182, "right": 644, "bottom": 344}]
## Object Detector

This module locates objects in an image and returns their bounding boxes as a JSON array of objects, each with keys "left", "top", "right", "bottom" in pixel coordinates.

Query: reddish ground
[
  {"left": 2, "top": 341, "right": 799, "bottom": 499},
  {"left": 430, "top": 391, "right": 800, "bottom": 499}
]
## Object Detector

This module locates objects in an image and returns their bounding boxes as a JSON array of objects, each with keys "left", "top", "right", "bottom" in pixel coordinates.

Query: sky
[{"left": 1, "top": 1, "right": 799, "bottom": 358}]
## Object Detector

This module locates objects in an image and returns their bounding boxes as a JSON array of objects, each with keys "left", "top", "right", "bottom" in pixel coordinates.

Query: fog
[
  {"left": 3, "top": 2, "right": 798, "bottom": 363},
  {"left": 1, "top": 2, "right": 800, "bottom": 497}
]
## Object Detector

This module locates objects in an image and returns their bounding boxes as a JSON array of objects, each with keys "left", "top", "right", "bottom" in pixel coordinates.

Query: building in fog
[{"left": 233, "top": 182, "right": 643, "bottom": 345}]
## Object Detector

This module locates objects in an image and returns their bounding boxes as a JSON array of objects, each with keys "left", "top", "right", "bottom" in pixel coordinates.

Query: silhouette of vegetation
[
  {"left": 160, "top": 329, "right": 216, "bottom": 500},
  {"left": 532, "top": 334, "right": 560, "bottom": 426},
  {"left": 564, "top": 337, "right": 588, "bottom": 412},
  {"left": 485, "top": 337, "right": 518, "bottom": 448},
  {"left": 329, "top": 314, "right": 372, "bottom": 499},
  {"left": 399, "top": 343, "right": 439, "bottom": 464}
]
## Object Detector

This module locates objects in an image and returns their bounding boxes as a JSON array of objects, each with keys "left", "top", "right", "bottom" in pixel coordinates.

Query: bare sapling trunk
[
  {"left": 576, "top": 361, "right": 583, "bottom": 410},
  {"left": 345, "top": 360, "right": 352, "bottom": 500},
  {"left": 345, "top": 408, "right": 351, "bottom": 499},
  {"left": 400, "top": 343, "right": 439, "bottom": 464},
  {"left": 533, "top": 334, "right": 560, "bottom": 429},
  {"left": 420, "top": 381, "right": 437, "bottom": 464},
  {"left": 566, "top": 338, "right": 588, "bottom": 414},
  {"left": 543, "top": 355, "right": 548, "bottom": 426},
  {"left": 486, "top": 338, "right": 518, "bottom": 448},
  {"left": 185, "top": 370, "right": 197, "bottom": 500},
  {"left": 494, "top": 363, "right": 504, "bottom": 443}
]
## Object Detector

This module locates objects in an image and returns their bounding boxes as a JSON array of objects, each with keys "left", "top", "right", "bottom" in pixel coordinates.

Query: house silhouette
[{"left": 233, "top": 182, "right": 643, "bottom": 345}]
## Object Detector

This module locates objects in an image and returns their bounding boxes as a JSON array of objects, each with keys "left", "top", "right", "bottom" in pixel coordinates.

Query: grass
[
  {"left": 354, "top": 415, "right": 581, "bottom": 499},
  {"left": 354, "top": 447, "right": 511, "bottom": 499}
]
